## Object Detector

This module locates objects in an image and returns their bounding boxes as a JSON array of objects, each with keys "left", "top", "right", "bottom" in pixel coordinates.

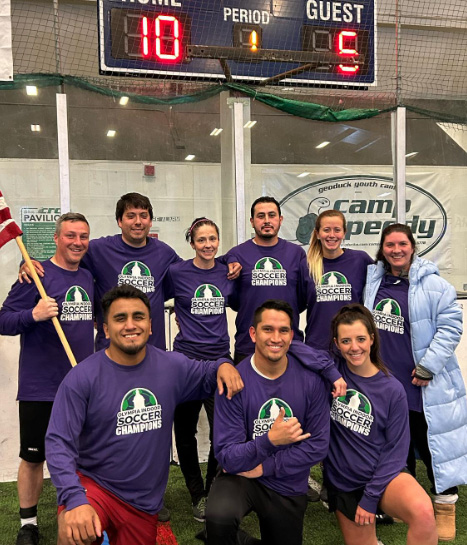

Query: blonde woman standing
[{"left": 305, "top": 210, "right": 373, "bottom": 350}]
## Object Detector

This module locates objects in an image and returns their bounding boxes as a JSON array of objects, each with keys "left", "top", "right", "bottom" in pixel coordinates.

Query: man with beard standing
[{"left": 225, "top": 197, "right": 309, "bottom": 364}]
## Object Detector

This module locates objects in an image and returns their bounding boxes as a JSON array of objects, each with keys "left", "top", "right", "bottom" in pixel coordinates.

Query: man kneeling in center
[{"left": 206, "top": 299, "right": 330, "bottom": 545}]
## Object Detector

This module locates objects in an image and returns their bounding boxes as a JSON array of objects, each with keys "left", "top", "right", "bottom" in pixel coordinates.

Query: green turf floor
[{"left": 0, "top": 464, "right": 465, "bottom": 544}]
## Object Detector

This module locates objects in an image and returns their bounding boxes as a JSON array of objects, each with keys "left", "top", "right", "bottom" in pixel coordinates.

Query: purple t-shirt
[
  {"left": 371, "top": 274, "right": 421, "bottom": 412},
  {"left": 0, "top": 260, "right": 94, "bottom": 401},
  {"left": 81, "top": 235, "right": 180, "bottom": 351},
  {"left": 214, "top": 354, "right": 330, "bottom": 497},
  {"left": 165, "top": 259, "right": 234, "bottom": 359},
  {"left": 45, "top": 345, "right": 223, "bottom": 514},
  {"left": 324, "top": 361, "right": 410, "bottom": 513},
  {"left": 306, "top": 249, "right": 373, "bottom": 350},
  {"left": 226, "top": 239, "right": 308, "bottom": 355}
]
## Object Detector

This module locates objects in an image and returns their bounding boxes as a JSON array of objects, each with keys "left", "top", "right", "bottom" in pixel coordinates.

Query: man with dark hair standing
[
  {"left": 226, "top": 197, "right": 309, "bottom": 364},
  {"left": 81, "top": 192, "right": 180, "bottom": 351},
  {"left": 0, "top": 213, "right": 94, "bottom": 545},
  {"left": 206, "top": 299, "right": 330, "bottom": 545},
  {"left": 45, "top": 285, "right": 242, "bottom": 545}
]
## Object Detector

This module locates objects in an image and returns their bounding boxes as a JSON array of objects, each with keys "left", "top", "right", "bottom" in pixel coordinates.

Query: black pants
[
  {"left": 173, "top": 396, "right": 217, "bottom": 504},
  {"left": 407, "top": 410, "right": 458, "bottom": 496},
  {"left": 206, "top": 473, "right": 308, "bottom": 545}
]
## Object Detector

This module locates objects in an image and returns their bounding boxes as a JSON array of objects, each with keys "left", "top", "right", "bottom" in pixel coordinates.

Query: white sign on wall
[{"left": 265, "top": 173, "right": 449, "bottom": 267}]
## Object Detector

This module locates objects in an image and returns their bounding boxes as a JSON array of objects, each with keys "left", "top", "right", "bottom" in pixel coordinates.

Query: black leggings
[{"left": 173, "top": 396, "right": 216, "bottom": 503}]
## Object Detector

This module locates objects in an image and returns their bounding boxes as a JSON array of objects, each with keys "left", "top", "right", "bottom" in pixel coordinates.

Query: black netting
[{"left": 4, "top": 0, "right": 467, "bottom": 124}]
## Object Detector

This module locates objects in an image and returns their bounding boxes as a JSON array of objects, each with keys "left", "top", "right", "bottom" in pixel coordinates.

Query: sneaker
[
  {"left": 16, "top": 524, "right": 39, "bottom": 545},
  {"left": 307, "top": 486, "right": 320, "bottom": 502},
  {"left": 193, "top": 496, "right": 207, "bottom": 522},
  {"left": 158, "top": 506, "right": 171, "bottom": 522},
  {"left": 375, "top": 513, "right": 394, "bottom": 525}
]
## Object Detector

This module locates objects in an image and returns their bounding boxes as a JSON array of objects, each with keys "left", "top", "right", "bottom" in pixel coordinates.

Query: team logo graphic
[
  {"left": 316, "top": 271, "right": 352, "bottom": 302},
  {"left": 253, "top": 398, "right": 293, "bottom": 438},
  {"left": 191, "top": 284, "right": 225, "bottom": 315},
  {"left": 60, "top": 286, "right": 92, "bottom": 321},
  {"left": 118, "top": 261, "right": 155, "bottom": 293},
  {"left": 251, "top": 257, "right": 287, "bottom": 286},
  {"left": 116, "top": 388, "right": 162, "bottom": 436},
  {"left": 331, "top": 389, "right": 374, "bottom": 436},
  {"left": 373, "top": 298, "right": 404, "bottom": 334}
]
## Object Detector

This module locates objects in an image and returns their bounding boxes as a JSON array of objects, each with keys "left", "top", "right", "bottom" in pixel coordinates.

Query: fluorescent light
[
  {"left": 405, "top": 151, "right": 418, "bottom": 158},
  {"left": 297, "top": 172, "right": 310, "bottom": 178},
  {"left": 107, "top": 129, "right": 116, "bottom": 137},
  {"left": 26, "top": 86, "right": 37, "bottom": 96},
  {"left": 30, "top": 124, "right": 41, "bottom": 132},
  {"left": 244, "top": 120, "right": 257, "bottom": 129},
  {"left": 185, "top": 154, "right": 195, "bottom": 161},
  {"left": 316, "top": 141, "right": 330, "bottom": 149},
  {"left": 210, "top": 128, "right": 223, "bottom": 136},
  {"left": 119, "top": 96, "right": 129, "bottom": 106}
]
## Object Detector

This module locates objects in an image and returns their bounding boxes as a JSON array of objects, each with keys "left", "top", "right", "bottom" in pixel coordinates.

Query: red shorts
[{"left": 57, "top": 472, "right": 158, "bottom": 545}]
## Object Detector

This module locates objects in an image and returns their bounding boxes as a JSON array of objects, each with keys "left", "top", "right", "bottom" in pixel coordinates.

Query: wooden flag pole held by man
[{"left": 0, "top": 191, "right": 77, "bottom": 367}]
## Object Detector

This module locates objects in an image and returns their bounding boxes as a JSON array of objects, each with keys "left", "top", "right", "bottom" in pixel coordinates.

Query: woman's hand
[{"left": 354, "top": 505, "right": 375, "bottom": 526}]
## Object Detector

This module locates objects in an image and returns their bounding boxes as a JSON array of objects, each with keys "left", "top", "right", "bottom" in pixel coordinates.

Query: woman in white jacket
[{"left": 364, "top": 223, "right": 467, "bottom": 542}]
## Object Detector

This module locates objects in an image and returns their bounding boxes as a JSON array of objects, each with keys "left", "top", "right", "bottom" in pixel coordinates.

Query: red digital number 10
[{"left": 141, "top": 15, "right": 182, "bottom": 62}]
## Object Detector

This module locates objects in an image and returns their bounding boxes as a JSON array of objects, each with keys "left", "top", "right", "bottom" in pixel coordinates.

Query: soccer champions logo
[
  {"left": 373, "top": 298, "right": 404, "bottom": 334},
  {"left": 191, "top": 284, "right": 225, "bottom": 315},
  {"left": 253, "top": 398, "right": 293, "bottom": 438},
  {"left": 331, "top": 390, "right": 374, "bottom": 436},
  {"left": 118, "top": 261, "right": 155, "bottom": 293},
  {"left": 316, "top": 271, "right": 352, "bottom": 302},
  {"left": 251, "top": 257, "right": 287, "bottom": 286},
  {"left": 60, "top": 286, "right": 92, "bottom": 321},
  {"left": 116, "top": 388, "right": 162, "bottom": 436}
]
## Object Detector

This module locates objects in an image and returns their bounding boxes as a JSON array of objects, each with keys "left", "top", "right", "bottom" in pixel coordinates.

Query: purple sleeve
[
  {"left": 178, "top": 357, "right": 229, "bottom": 404},
  {"left": 214, "top": 390, "right": 278, "bottom": 473},
  {"left": 261, "top": 375, "right": 330, "bottom": 479},
  {"left": 288, "top": 340, "right": 342, "bottom": 385},
  {"left": 359, "top": 388, "right": 410, "bottom": 513},
  {"left": 45, "top": 373, "right": 90, "bottom": 510},
  {"left": 0, "top": 281, "right": 38, "bottom": 334}
]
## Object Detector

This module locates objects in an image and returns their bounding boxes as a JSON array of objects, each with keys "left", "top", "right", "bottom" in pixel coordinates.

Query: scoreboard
[{"left": 98, "top": 0, "right": 376, "bottom": 86}]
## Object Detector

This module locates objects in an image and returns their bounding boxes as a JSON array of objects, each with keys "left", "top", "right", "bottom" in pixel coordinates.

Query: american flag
[{"left": 0, "top": 191, "right": 23, "bottom": 248}]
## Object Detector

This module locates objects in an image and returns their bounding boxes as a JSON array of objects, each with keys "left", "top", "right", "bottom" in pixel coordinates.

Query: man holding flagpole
[{"left": 0, "top": 212, "right": 94, "bottom": 545}]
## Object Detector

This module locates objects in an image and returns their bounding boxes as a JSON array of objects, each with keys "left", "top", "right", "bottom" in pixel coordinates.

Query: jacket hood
[{"left": 369, "top": 255, "right": 439, "bottom": 283}]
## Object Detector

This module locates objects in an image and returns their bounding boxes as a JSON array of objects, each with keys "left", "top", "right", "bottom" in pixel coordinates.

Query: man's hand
[
  {"left": 227, "top": 262, "right": 242, "bottom": 280},
  {"left": 18, "top": 260, "right": 44, "bottom": 284},
  {"left": 268, "top": 407, "right": 310, "bottom": 446},
  {"left": 217, "top": 363, "right": 244, "bottom": 400},
  {"left": 354, "top": 505, "right": 375, "bottom": 526},
  {"left": 237, "top": 464, "right": 263, "bottom": 479},
  {"left": 32, "top": 297, "right": 59, "bottom": 322},
  {"left": 332, "top": 377, "right": 347, "bottom": 398},
  {"left": 58, "top": 504, "right": 102, "bottom": 545}
]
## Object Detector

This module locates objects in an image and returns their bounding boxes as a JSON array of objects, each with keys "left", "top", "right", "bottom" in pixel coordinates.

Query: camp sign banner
[{"left": 267, "top": 174, "right": 449, "bottom": 268}]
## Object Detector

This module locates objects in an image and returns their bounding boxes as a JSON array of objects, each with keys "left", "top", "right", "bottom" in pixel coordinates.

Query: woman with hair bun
[
  {"left": 325, "top": 304, "right": 437, "bottom": 545},
  {"left": 305, "top": 210, "right": 373, "bottom": 351},
  {"left": 165, "top": 217, "right": 235, "bottom": 523},
  {"left": 364, "top": 223, "right": 467, "bottom": 541}
]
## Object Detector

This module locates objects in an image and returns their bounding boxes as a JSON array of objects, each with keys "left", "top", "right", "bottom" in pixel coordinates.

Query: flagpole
[{"left": 15, "top": 236, "right": 78, "bottom": 367}]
